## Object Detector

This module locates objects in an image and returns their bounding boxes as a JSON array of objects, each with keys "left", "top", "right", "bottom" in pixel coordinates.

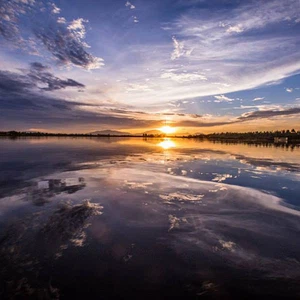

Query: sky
[{"left": 0, "top": 0, "right": 300, "bottom": 134}]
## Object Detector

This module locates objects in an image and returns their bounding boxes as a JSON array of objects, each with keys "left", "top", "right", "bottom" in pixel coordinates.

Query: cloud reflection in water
[{"left": 0, "top": 138, "right": 300, "bottom": 299}]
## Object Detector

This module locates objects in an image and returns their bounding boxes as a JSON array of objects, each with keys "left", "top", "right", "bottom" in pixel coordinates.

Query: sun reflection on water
[{"left": 158, "top": 139, "right": 176, "bottom": 149}]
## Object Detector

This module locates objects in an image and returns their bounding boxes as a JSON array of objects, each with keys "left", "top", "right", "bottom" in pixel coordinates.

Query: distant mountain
[
  {"left": 175, "top": 131, "right": 191, "bottom": 136},
  {"left": 142, "top": 130, "right": 163, "bottom": 135},
  {"left": 141, "top": 129, "right": 192, "bottom": 136},
  {"left": 89, "top": 130, "right": 131, "bottom": 136}
]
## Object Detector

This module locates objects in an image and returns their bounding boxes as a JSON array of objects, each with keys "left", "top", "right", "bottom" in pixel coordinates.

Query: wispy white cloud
[
  {"left": 57, "top": 17, "right": 66, "bottom": 24},
  {"left": 67, "top": 18, "right": 88, "bottom": 39},
  {"left": 125, "top": 83, "right": 152, "bottom": 92},
  {"left": 160, "top": 71, "right": 207, "bottom": 82},
  {"left": 226, "top": 25, "right": 244, "bottom": 33},
  {"left": 51, "top": 3, "right": 61, "bottom": 14},
  {"left": 125, "top": 1, "right": 135, "bottom": 9},
  {"left": 104, "top": 0, "right": 300, "bottom": 107},
  {"left": 253, "top": 97, "right": 265, "bottom": 101},
  {"left": 214, "top": 95, "right": 234, "bottom": 102},
  {"left": 171, "top": 36, "right": 192, "bottom": 60},
  {"left": 286, "top": 88, "right": 293, "bottom": 93},
  {"left": 233, "top": 104, "right": 282, "bottom": 110}
]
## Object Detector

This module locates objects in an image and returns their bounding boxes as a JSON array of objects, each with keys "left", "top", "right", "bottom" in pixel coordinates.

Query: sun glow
[
  {"left": 159, "top": 126, "right": 176, "bottom": 134},
  {"left": 158, "top": 139, "right": 176, "bottom": 149}
]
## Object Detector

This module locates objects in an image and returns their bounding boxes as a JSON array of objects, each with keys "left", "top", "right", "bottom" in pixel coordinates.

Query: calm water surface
[{"left": 0, "top": 137, "right": 300, "bottom": 299}]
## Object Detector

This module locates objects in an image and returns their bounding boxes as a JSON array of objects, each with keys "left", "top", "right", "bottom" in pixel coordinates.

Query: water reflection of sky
[{"left": 0, "top": 137, "right": 300, "bottom": 299}]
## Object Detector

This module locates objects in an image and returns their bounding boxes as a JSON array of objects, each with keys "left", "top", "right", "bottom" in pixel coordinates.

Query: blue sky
[{"left": 0, "top": 0, "right": 300, "bottom": 133}]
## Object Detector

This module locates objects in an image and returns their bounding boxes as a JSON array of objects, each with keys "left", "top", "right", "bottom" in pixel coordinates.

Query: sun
[{"left": 159, "top": 126, "right": 176, "bottom": 134}]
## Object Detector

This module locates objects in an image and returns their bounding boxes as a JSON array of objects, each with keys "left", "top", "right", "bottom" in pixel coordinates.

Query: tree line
[
  {"left": 201, "top": 129, "right": 300, "bottom": 142},
  {"left": 0, "top": 129, "right": 299, "bottom": 143}
]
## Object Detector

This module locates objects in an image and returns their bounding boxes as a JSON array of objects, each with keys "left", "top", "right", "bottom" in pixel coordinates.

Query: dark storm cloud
[
  {"left": 0, "top": 69, "right": 87, "bottom": 111},
  {"left": 28, "top": 62, "right": 85, "bottom": 91},
  {"left": 237, "top": 108, "right": 300, "bottom": 122},
  {"left": 0, "top": 0, "right": 103, "bottom": 69},
  {"left": 34, "top": 25, "right": 103, "bottom": 69},
  {"left": 175, "top": 120, "right": 232, "bottom": 127},
  {"left": 0, "top": 70, "right": 33, "bottom": 93},
  {"left": 159, "top": 112, "right": 202, "bottom": 118},
  {"left": 0, "top": 67, "right": 161, "bottom": 129},
  {"left": 0, "top": 62, "right": 85, "bottom": 92},
  {"left": 171, "top": 107, "right": 300, "bottom": 128},
  {"left": 30, "top": 62, "right": 49, "bottom": 72}
]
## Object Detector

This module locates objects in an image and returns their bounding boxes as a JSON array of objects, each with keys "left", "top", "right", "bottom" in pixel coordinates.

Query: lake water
[{"left": 0, "top": 137, "right": 300, "bottom": 299}]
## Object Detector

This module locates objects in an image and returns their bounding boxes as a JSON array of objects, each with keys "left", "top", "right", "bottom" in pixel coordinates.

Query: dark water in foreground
[{"left": 0, "top": 137, "right": 300, "bottom": 299}]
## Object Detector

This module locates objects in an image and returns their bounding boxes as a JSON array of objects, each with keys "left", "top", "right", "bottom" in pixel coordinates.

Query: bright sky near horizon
[{"left": 0, "top": 0, "right": 300, "bottom": 133}]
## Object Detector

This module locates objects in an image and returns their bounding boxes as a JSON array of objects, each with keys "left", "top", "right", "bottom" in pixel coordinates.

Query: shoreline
[{"left": 1, "top": 134, "right": 300, "bottom": 145}]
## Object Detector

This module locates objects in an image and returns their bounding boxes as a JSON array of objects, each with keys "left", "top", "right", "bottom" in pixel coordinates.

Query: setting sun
[{"left": 159, "top": 126, "right": 176, "bottom": 134}]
